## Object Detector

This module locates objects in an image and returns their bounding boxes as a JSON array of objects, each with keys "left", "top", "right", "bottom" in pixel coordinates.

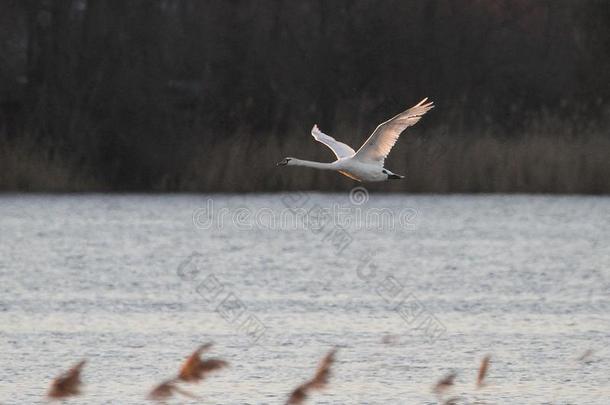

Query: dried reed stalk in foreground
[
  {"left": 432, "top": 372, "right": 456, "bottom": 396},
  {"left": 476, "top": 355, "right": 491, "bottom": 388},
  {"left": 577, "top": 349, "right": 594, "bottom": 363},
  {"left": 47, "top": 360, "right": 86, "bottom": 399},
  {"left": 147, "top": 378, "right": 200, "bottom": 402},
  {"left": 381, "top": 334, "right": 399, "bottom": 345},
  {"left": 178, "top": 343, "right": 229, "bottom": 382},
  {"left": 148, "top": 343, "right": 228, "bottom": 402},
  {"left": 286, "top": 348, "right": 337, "bottom": 404}
]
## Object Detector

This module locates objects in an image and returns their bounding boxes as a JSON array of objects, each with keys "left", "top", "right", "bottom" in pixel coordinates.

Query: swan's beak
[{"left": 276, "top": 159, "right": 288, "bottom": 167}]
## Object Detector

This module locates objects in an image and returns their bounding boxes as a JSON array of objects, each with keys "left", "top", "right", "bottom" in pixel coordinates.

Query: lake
[{"left": 0, "top": 193, "right": 608, "bottom": 404}]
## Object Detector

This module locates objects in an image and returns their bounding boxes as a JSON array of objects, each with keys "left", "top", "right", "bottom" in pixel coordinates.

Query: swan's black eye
[{"left": 382, "top": 169, "right": 387, "bottom": 174}]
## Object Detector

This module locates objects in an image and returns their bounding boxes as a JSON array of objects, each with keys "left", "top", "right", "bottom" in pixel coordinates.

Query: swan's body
[{"left": 277, "top": 98, "right": 434, "bottom": 182}]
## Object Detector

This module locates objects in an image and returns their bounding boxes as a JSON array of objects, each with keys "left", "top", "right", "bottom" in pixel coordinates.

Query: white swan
[{"left": 277, "top": 98, "right": 434, "bottom": 182}]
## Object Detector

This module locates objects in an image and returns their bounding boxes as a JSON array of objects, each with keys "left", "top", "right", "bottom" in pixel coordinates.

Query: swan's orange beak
[{"left": 276, "top": 158, "right": 289, "bottom": 166}]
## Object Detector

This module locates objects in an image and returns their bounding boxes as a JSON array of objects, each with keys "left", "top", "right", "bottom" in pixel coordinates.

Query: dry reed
[
  {"left": 47, "top": 360, "right": 86, "bottom": 400},
  {"left": 178, "top": 343, "right": 229, "bottom": 382},
  {"left": 148, "top": 343, "right": 228, "bottom": 402},
  {"left": 179, "top": 114, "right": 610, "bottom": 194},
  {"left": 577, "top": 349, "right": 594, "bottom": 363},
  {"left": 0, "top": 138, "right": 100, "bottom": 192},
  {"left": 147, "top": 379, "right": 200, "bottom": 402},
  {"left": 476, "top": 355, "right": 491, "bottom": 389},
  {"left": 286, "top": 348, "right": 337, "bottom": 405},
  {"left": 432, "top": 372, "right": 456, "bottom": 396},
  {"left": 2, "top": 110, "right": 609, "bottom": 193}
]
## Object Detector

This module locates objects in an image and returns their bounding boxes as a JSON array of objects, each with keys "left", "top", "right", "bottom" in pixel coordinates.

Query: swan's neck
[{"left": 290, "top": 159, "right": 335, "bottom": 170}]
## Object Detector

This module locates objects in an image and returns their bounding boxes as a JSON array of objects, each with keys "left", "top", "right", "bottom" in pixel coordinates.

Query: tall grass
[
  {"left": 0, "top": 137, "right": 101, "bottom": 192},
  {"left": 1, "top": 113, "right": 609, "bottom": 194},
  {"left": 179, "top": 115, "right": 610, "bottom": 194}
]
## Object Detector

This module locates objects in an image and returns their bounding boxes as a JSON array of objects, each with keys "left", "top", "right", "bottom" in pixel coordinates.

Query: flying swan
[{"left": 277, "top": 98, "right": 434, "bottom": 182}]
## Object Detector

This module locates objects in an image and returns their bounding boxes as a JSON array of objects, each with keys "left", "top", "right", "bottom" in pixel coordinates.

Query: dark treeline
[{"left": 0, "top": 0, "right": 609, "bottom": 193}]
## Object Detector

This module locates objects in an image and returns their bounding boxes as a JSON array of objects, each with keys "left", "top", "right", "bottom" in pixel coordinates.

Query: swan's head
[{"left": 276, "top": 157, "right": 293, "bottom": 167}]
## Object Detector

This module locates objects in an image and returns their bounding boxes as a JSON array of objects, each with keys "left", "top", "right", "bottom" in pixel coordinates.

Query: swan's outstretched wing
[
  {"left": 354, "top": 98, "right": 434, "bottom": 164},
  {"left": 311, "top": 125, "right": 356, "bottom": 159}
]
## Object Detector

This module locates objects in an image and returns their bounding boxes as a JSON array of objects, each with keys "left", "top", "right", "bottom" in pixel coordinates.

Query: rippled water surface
[{"left": 1, "top": 194, "right": 609, "bottom": 404}]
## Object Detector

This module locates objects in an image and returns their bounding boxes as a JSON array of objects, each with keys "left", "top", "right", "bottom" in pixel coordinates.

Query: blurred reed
[
  {"left": 476, "top": 355, "right": 491, "bottom": 389},
  {"left": 285, "top": 348, "right": 337, "bottom": 404},
  {"left": 148, "top": 343, "right": 228, "bottom": 402},
  {"left": 47, "top": 360, "right": 86, "bottom": 400}
]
